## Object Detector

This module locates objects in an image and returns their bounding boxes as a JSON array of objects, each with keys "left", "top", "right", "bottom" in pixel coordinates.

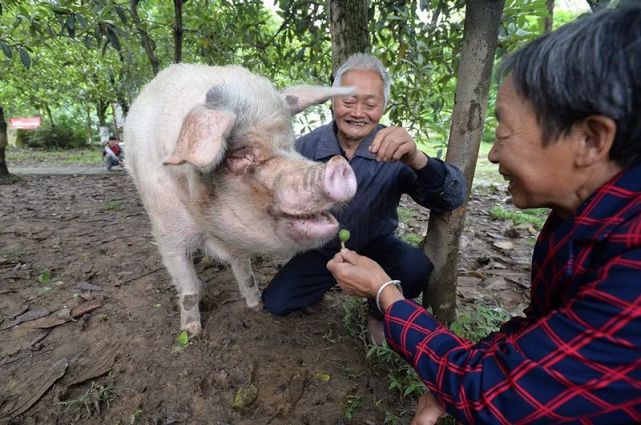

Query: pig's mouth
[{"left": 280, "top": 210, "right": 339, "bottom": 243}]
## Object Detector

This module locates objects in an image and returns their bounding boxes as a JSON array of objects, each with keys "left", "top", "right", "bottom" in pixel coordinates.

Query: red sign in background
[{"left": 9, "top": 116, "right": 41, "bottom": 130}]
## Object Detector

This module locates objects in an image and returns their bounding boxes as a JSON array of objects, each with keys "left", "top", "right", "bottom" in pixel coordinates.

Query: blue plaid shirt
[
  {"left": 296, "top": 122, "right": 467, "bottom": 251},
  {"left": 385, "top": 163, "right": 641, "bottom": 424}
]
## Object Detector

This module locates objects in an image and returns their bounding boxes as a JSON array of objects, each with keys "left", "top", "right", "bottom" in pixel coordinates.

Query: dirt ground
[{"left": 0, "top": 161, "right": 535, "bottom": 424}]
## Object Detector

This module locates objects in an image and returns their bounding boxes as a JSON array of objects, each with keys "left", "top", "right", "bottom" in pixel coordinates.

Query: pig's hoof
[
  {"left": 182, "top": 321, "right": 202, "bottom": 337},
  {"left": 246, "top": 298, "right": 261, "bottom": 311}
]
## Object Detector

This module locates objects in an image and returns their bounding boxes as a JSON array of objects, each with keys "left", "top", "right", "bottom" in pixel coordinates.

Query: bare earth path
[{"left": 0, "top": 166, "right": 533, "bottom": 424}]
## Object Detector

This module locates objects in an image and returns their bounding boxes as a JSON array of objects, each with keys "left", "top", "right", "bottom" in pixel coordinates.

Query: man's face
[
  {"left": 109, "top": 139, "right": 118, "bottom": 147},
  {"left": 488, "top": 77, "right": 580, "bottom": 216},
  {"left": 332, "top": 70, "right": 385, "bottom": 145}
]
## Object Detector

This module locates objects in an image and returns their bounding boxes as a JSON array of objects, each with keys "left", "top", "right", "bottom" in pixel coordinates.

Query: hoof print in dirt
[{"left": 231, "top": 383, "right": 258, "bottom": 411}]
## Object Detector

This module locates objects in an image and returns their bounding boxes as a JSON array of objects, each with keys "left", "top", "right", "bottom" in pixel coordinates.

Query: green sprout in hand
[{"left": 339, "top": 229, "right": 350, "bottom": 249}]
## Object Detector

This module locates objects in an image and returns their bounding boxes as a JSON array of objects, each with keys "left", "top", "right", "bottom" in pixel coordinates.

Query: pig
[{"left": 124, "top": 63, "right": 357, "bottom": 336}]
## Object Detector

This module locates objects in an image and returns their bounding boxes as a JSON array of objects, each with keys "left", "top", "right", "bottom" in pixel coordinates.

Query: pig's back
[{"left": 124, "top": 63, "right": 279, "bottom": 180}]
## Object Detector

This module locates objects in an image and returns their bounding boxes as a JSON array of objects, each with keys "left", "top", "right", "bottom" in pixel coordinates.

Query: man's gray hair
[
  {"left": 333, "top": 53, "right": 391, "bottom": 107},
  {"left": 499, "top": 4, "right": 641, "bottom": 167}
]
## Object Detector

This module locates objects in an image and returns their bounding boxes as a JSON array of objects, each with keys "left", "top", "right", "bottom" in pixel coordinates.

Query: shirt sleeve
[
  {"left": 403, "top": 156, "right": 467, "bottom": 214},
  {"left": 384, "top": 251, "right": 641, "bottom": 424}
]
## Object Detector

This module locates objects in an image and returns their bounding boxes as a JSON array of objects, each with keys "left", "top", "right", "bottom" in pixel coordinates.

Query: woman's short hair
[{"left": 499, "top": 5, "right": 641, "bottom": 167}]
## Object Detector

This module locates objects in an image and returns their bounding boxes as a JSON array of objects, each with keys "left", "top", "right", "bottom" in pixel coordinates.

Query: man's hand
[
  {"left": 411, "top": 392, "right": 445, "bottom": 425},
  {"left": 369, "top": 126, "right": 428, "bottom": 169}
]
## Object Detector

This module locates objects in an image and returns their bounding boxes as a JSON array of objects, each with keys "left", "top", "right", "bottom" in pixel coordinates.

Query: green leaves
[
  {"left": 18, "top": 46, "right": 30, "bottom": 68},
  {"left": 38, "top": 270, "right": 51, "bottom": 283},
  {"left": 175, "top": 330, "right": 190, "bottom": 347},
  {"left": 0, "top": 41, "right": 11, "bottom": 58}
]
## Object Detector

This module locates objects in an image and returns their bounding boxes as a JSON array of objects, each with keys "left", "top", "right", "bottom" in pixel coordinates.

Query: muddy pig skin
[{"left": 124, "top": 63, "right": 357, "bottom": 335}]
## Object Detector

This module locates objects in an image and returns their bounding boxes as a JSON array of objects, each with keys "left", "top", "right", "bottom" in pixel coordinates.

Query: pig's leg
[
  {"left": 203, "top": 238, "right": 260, "bottom": 309},
  {"left": 158, "top": 243, "right": 203, "bottom": 336},
  {"left": 230, "top": 256, "right": 261, "bottom": 309}
]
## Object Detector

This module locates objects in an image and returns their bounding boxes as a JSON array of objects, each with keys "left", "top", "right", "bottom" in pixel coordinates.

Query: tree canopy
[{"left": 0, "top": 0, "right": 568, "bottom": 147}]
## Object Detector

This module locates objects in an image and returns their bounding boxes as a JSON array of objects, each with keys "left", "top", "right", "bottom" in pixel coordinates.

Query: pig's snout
[{"left": 323, "top": 156, "right": 357, "bottom": 202}]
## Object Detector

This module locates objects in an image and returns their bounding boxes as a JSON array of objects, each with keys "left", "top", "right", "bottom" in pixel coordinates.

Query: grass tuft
[
  {"left": 489, "top": 206, "right": 548, "bottom": 229},
  {"left": 58, "top": 377, "right": 118, "bottom": 416}
]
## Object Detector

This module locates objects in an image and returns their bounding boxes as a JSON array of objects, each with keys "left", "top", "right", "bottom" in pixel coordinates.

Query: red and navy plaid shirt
[{"left": 385, "top": 163, "right": 641, "bottom": 424}]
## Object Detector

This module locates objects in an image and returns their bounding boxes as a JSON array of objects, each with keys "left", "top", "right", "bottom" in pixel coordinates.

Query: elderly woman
[{"left": 328, "top": 5, "right": 641, "bottom": 425}]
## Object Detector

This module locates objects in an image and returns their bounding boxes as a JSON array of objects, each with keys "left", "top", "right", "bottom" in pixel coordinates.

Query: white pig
[{"left": 124, "top": 63, "right": 357, "bottom": 336}]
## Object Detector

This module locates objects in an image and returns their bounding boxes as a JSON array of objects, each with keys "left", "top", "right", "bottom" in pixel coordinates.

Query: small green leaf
[
  {"left": 115, "top": 6, "right": 128, "bottom": 25},
  {"left": 0, "top": 42, "right": 11, "bottom": 59},
  {"left": 38, "top": 270, "right": 51, "bottom": 283},
  {"left": 104, "top": 26, "right": 121, "bottom": 51},
  {"left": 18, "top": 47, "right": 30, "bottom": 69},
  {"left": 176, "top": 330, "right": 189, "bottom": 347}
]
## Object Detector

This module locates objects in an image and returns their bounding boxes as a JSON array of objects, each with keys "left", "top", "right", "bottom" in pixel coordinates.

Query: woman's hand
[{"left": 326, "top": 249, "right": 391, "bottom": 298}]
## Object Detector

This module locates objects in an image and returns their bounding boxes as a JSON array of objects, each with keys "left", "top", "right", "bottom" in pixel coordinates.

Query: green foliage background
[{"left": 0, "top": 0, "right": 587, "bottom": 150}]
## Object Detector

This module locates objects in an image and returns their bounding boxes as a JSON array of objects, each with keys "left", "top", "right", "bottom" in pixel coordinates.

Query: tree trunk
[
  {"left": 173, "top": 0, "right": 185, "bottom": 63},
  {"left": 97, "top": 101, "right": 107, "bottom": 127},
  {"left": 44, "top": 104, "right": 55, "bottom": 130},
  {"left": 328, "top": 0, "right": 370, "bottom": 77},
  {"left": 131, "top": 0, "right": 160, "bottom": 75},
  {"left": 544, "top": 0, "right": 554, "bottom": 34},
  {"left": 85, "top": 105, "right": 93, "bottom": 145},
  {"left": 111, "top": 103, "right": 121, "bottom": 140},
  {"left": 0, "top": 106, "right": 9, "bottom": 177},
  {"left": 423, "top": 0, "right": 505, "bottom": 324}
]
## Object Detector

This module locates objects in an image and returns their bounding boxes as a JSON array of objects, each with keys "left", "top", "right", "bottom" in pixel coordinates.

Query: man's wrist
[{"left": 407, "top": 151, "right": 428, "bottom": 170}]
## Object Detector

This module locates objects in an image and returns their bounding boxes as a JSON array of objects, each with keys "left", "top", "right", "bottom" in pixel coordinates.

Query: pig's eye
[{"left": 226, "top": 147, "right": 258, "bottom": 173}]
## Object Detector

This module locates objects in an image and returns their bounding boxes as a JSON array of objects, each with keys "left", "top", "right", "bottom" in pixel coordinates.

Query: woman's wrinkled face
[{"left": 488, "top": 77, "right": 580, "bottom": 216}]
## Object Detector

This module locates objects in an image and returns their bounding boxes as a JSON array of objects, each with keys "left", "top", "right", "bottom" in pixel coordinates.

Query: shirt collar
[
  {"left": 313, "top": 121, "right": 382, "bottom": 161},
  {"left": 570, "top": 163, "right": 641, "bottom": 242}
]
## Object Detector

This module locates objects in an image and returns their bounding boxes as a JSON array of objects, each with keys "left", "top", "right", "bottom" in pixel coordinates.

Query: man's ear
[
  {"left": 163, "top": 105, "right": 236, "bottom": 171},
  {"left": 574, "top": 115, "right": 617, "bottom": 168}
]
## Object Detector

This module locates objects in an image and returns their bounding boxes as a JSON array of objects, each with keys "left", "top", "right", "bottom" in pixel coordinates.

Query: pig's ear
[
  {"left": 163, "top": 105, "right": 236, "bottom": 170},
  {"left": 281, "top": 85, "right": 354, "bottom": 114}
]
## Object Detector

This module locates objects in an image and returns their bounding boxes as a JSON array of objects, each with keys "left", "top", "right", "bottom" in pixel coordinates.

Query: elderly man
[
  {"left": 262, "top": 53, "right": 467, "bottom": 344},
  {"left": 328, "top": 5, "right": 641, "bottom": 424}
]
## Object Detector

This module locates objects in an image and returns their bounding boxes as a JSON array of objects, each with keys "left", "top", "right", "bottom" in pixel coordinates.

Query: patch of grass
[
  {"left": 366, "top": 344, "right": 425, "bottom": 399},
  {"left": 38, "top": 269, "right": 52, "bottom": 283},
  {"left": 397, "top": 207, "right": 415, "bottom": 223},
  {"left": 0, "top": 174, "right": 22, "bottom": 185},
  {"left": 344, "top": 390, "right": 364, "bottom": 420},
  {"left": 58, "top": 377, "right": 117, "bottom": 416},
  {"left": 339, "top": 298, "right": 422, "bottom": 422},
  {"left": 102, "top": 201, "right": 124, "bottom": 211},
  {"left": 489, "top": 206, "right": 548, "bottom": 229},
  {"left": 399, "top": 232, "right": 422, "bottom": 246},
  {"left": 450, "top": 303, "right": 512, "bottom": 342},
  {"left": 340, "top": 297, "right": 513, "bottom": 423},
  {"left": 340, "top": 297, "right": 368, "bottom": 338},
  {"left": 7, "top": 146, "right": 102, "bottom": 165}
]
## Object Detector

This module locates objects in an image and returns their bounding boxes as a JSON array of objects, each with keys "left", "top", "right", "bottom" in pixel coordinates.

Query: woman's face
[{"left": 488, "top": 77, "right": 582, "bottom": 217}]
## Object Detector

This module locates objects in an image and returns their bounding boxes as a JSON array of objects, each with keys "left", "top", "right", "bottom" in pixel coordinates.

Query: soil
[{"left": 0, "top": 161, "right": 535, "bottom": 425}]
